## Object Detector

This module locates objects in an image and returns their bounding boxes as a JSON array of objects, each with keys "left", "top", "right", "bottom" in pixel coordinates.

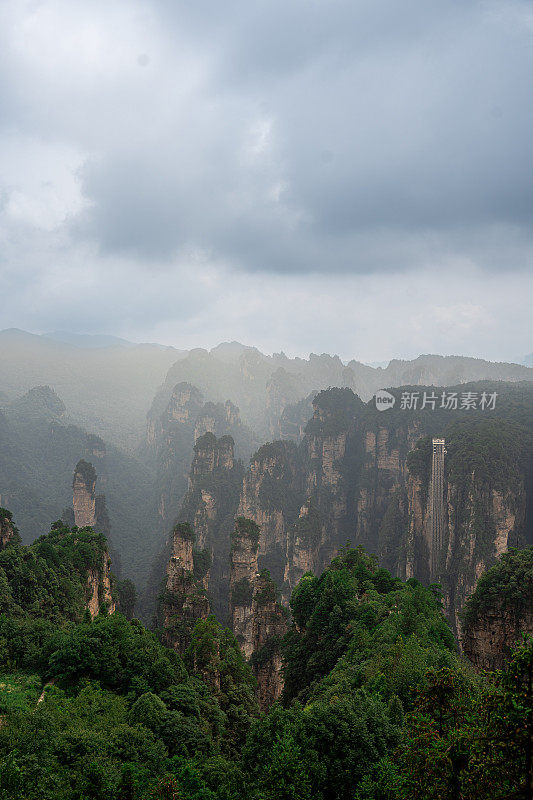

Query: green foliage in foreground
[
  {"left": 0, "top": 520, "right": 110, "bottom": 623},
  {"left": 0, "top": 515, "right": 531, "bottom": 799}
]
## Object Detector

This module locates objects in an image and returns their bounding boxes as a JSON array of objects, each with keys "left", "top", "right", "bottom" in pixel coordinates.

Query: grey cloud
[{"left": 60, "top": 0, "right": 533, "bottom": 273}]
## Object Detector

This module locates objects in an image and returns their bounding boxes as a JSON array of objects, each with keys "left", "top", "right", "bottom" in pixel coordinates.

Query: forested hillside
[{"left": 0, "top": 512, "right": 531, "bottom": 799}]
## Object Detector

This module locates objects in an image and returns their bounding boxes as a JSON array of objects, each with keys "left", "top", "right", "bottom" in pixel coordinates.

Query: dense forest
[{"left": 0, "top": 510, "right": 531, "bottom": 800}]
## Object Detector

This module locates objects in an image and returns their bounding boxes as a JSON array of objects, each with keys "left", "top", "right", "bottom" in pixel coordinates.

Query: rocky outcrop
[
  {"left": 249, "top": 570, "right": 288, "bottom": 709},
  {"left": 86, "top": 551, "right": 115, "bottom": 619},
  {"left": 162, "top": 522, "right": 210, "bottom": 652},
  {"left": 148, "top": 382, "right": 254, "bottom": 543},
  {"left": 73, "top": 460, "right": 97, "bottom": 527},
  {"left": 229, "top": 518, "right": 288, "bottom": 708},
  {"left": 72, "top": 459, "right": 111, "bottom": 537},
  {"left": 178, "top": 433, "right": 244, "bottom": 621},
  {"left": 194, "top": 400, "right": 241, "bottom": 442},
  {"left": 461, "top": 547, "right": 533, "bottom": 670},
  {"left": 238, "top": 441, "right": 302, "bottom": 589},
  {"left": 230, "top": 517, "right": 260, "bottom": 659},
  {"left": 463, "top": 602, "right": 533, "bottom": 671},
  {"left": 403, "top": 422, "right": 529, "bottom": 636},
  {"left": 444, "top": 479, "right": 526, "bottom": 636},
  {"left": 150, "top": 383, "right": 204, "bottom": 533},
  {"left": 71, "top": 460, "right": 115, "bottom": 618},
  {"left": 284, "top": 499, "right": 321, "bottom": 601}
]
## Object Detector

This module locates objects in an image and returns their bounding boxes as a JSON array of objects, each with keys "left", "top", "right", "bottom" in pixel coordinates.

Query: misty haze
[{"left": 0, "top": 2, "right": 532, "bottom": 799}]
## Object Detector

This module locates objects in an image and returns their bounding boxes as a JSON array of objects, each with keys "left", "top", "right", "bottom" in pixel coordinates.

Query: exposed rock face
[
  {"left": 147, "top": 382, "right": 254, "bottom": 544},
  {"left": 179, "top": 433, "right": 243, "bottom": 621},
  {"left": 0, "top": 509, "right": 15, "bottom": 550},
  {"left": 445, "top": 480, "right": 526, "bottom": 636},
  {"left": 463, "top": 602, "right": 533, "bottom": 671},
  {"left": 72, "top": 459, "right": 111, "bottom": 537},
  {"left": 238, "top": 441, "right": 302, "bottom": 589},
  {"left": 154, "top": 384, "right": 532, "bottom": 643},
  {"left": 71, "top": 460, "right": 115, "bottom": 618},
  {"left": 72, "top": 459, "right": 97, "bottom": 527},
  {"left": 284, "top": 499, "right": 321, "bottom": 601},
  {"left": 162, "top": 522, "right": 210, "bottom": 652},
  {"left": 249, "top": 570, "right": 288, "bottom": 709},
  {"left": 229, "top": 519, "right": 287, "bottom": 708},
  {"left": 230, "top": 518, "right": 260, "bottom": 659},
  {"left": 461, "top": 547, "right": 533, "bottom": 670},
  {"left": 194, "top": 400, "right": 241, "bottom": 442},
  {"left": 86, "top": 552, "right": 115, "bottom": 619},
  {"left": 150, "top": 383, "right": 204, "bottom": 534},
  {"left": 403, "top": 425, "right": 529, "bottom": 636}
]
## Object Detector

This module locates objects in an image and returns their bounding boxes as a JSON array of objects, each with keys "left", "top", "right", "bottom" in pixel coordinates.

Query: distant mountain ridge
[{"left": 2, "top": 329, "right": 531, "bottom": 452}]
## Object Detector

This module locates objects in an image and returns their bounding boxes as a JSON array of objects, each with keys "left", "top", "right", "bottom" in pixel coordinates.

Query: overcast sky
[{"left": 0, "top": 0, "right": 532, "bottom": 362}]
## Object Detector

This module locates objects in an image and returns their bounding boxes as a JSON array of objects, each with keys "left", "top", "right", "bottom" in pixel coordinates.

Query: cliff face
[
  {"left": 249, "top": 570, "right": 288, "bottom": 709},
  {"left": 461, "top": 547, "right": 533, "bottom": 670},
  {"left": 444, "top": 478, "right": 526, "bottom": 636},
  {"left": 86, "top": 551, "right": 115, "bottom": 619},
  {"left": 71, "top": 460, "right": 115, "bottom": 618},
  {"left": 73, "top": 459, "right": 97, "bottom": 527},
  {"left": 230, "top": 518, "right": 260, "bottom": 659},
  {"left": 238, "top": 441, "right": 302, "bottom": 589},
  {"left": 235, "top": 390, "right": 427, "bottom": 604},
  {"left": 148, "top": 382, "right": 254, "bottom": 541},
  {"left": 229, "top": 518, "right": 287, "bottom": 708},
  {"left": 153, "top": 384, "right": 532, "bottom": 642},
  {"left": 404, "top": 421, "right": 530, "bottom": 636},
  {"left": 162, "top": 522, "right": 210, "bottom": 652},
  {"left": 463, "top": 601, "right": 533, "bottom": 671},
  {"left": 179, "top": 432, "right": 244, "bottom": 621},
  {"left": 150, "top": 382, "right": 204, "bottom": 534},
  {"left": 284, "top": 499, "right": 321, "bottom": 601}
]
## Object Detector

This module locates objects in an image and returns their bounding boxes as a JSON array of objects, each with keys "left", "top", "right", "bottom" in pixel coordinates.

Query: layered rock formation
[
  {"left": 403, "top": 421, "right": 530, "bottom": 635},
  {"left": 463, "top": 600, "right": 533, "bottom": 671},
  {"left": 86, "top": 552, "right": 115, "bottom": 619},
  {"left": 229, "top": 518, "right": 287, "bottom": 708},
  {"left": 147, "top": 382, "right": 254, "bottom": 540},
  {"left": 156, "top": 382, "right": 532, "bottom": 643},
  {"left": 233, "top": 386, "right": 532, "bottom": 634},
  {"left": 162, "top": 522, "right": 210, "bottom": 652},
  {"left": 73, "top": 459, "right": 98, "bottom": 527},
  {"left": 238, "top": 441, "right": 302, "bottom": 588},
  {"left": 178, "top": 432, "right": 244, "bottom": 620},
  {"left": 230, "top": 517, "right": 260, "bottom": 658},
  {"left": 461, "top": 547, "right": 533, "bottom": 670},
  {"left": 72, "top": 458, "right": 112, "bottom": 537},
  {"left": 249, "top": 570, "right": 288, "bottom": 709},
  {"left": 72, "top": 460, "right": 115, "bottom": 618}
]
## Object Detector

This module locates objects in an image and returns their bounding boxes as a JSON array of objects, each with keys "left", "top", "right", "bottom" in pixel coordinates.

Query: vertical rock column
[
  {"left": 250, "top": 570, "right": 288, "bottom": 710},
  {"left": 72, "top": 460, "right": 97, "bottom": 527},
  {"left": 72, "top": 460, "right": 115, "bottom": 618},
  {"left": 163, "top": 522, "right": 210, "bottom": 652},
  {"left": 230, "top": 517, "right": 260, "bottom": 659}
]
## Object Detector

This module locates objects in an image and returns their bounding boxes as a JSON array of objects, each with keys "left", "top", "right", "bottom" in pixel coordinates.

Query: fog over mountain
[
  {"left": 0, "top": 0, "right": 532, "bottom": 361},
  {"left": 1, "top": 4, "right": 533, "bottom": 793}
]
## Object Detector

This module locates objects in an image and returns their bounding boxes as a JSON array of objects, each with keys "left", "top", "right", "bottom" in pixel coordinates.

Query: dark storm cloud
[
  {"left": 65, "top": 0, "right": 533, "bottom": 273},
  {"left": 0, "top": 0, "right": 532, "bottom": 363}
]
